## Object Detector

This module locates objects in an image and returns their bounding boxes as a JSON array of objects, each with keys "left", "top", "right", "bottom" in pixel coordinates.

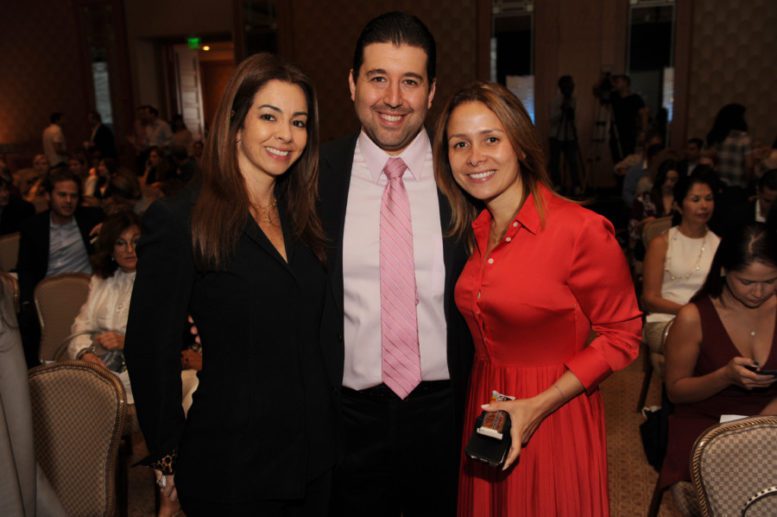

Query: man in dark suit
[
  {"left": 318, "top": 12, "right": 472, "bottom": 517},
  {"left": 713, "top": 168, "right": 777, "bottom": 238},
  {"left": 17, "top": 167, "right": 103, "bottom": 367},
  {"left": 86, "top": 110, "right": 117, "bottom": 159}
]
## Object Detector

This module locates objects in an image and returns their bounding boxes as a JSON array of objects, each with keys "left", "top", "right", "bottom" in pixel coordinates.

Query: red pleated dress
[{"left": 456, "top": 186, "right": 642, "bottom": 516}]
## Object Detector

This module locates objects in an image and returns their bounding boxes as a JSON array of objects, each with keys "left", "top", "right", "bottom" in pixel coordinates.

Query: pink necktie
[{"left": 380, "top": 157, "right": 421, "bottom": 399}]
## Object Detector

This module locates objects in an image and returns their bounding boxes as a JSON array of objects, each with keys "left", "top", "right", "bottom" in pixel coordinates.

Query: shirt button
[
  {"left": 512, "top": 221, "right": 519, "bottom": 228},
  {"left": 505, "top": 236, "right": 512, "bottom": 243},
  {"left": 477, "top": 291, "right": 481, "bottom": 300},
  {"left": 487, "top": 258, "right": 494, "bottom": 265}
]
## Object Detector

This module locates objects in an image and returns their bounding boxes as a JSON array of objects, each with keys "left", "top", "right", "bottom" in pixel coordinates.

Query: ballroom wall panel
[
  {"left": 0, "top": 0, "right": 91, "bottom": 153},
  {"left": 280, "top": 0, "right": 483, "bottom": 143},
  {"left": 685, "top": 0, "right": 777, "bottom": 146}
]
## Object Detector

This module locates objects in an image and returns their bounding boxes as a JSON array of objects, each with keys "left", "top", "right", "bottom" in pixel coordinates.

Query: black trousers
[
  {"left": 178, "top": 469, "right": 332, "bottom": 517},
  {"left": 331, "top": 381, "right": 458, "bottom": 517}
]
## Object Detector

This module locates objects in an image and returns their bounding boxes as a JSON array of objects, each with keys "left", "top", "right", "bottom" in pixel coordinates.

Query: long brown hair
[
  {"left": 433, "top": 81, "right": 552, "bottom": 243},
  {"left": 191, "top": 53, "right": 325, "bottom": 269}
]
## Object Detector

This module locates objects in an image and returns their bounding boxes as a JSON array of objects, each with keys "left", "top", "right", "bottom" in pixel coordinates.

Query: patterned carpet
[
  {"left": 125, "top": 348, "right": 684, "bottom": 516},
  {"left": 604, "top": 351, "right": 682, "bottom": 516}
]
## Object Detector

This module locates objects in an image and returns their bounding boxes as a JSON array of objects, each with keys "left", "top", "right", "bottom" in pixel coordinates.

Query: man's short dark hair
[
  {"left": 44, "top": 166, "right": 81, "bottom": 193},
  {"left": 759, "top": 169, "right": 777, "bottom": 191},
  {"left": 688, "top": 137, "right": 703, "bottom": 148},
  {"left": 88, "top": 110, "right": 102, "bottom": 123},
  {"left": 50, "top": 112, "right": 63, "bottom": 124},
  {"left": 352, "top": 11, "right": 436, "bottom": 82},
  {"left": 147, "top": 106, "right": 159, "bottom": 117},
  {"left": 614, "top": 74, "right": 631, "bottom": 86}
]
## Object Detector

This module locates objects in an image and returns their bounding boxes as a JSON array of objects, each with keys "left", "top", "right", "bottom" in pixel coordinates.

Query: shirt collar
[
  {"left": 471, "top": 184, "right": 547, "bottom": 236},
  {"left": 49, "top": 214, "right": 77, "bottom": 230},
  {"left": 356, "top": 128, "right": 430, "bottom": 183}
]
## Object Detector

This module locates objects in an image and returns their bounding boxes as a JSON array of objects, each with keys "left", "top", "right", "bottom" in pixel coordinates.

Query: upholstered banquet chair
[
  {"left": 691, "top": 416, "right": 777, "bottom": 516},
  {"left": 34, "top": 273, "right": 90, "bottom": 362},
  {"left": 0, "top": 232, "right": 20, "bottom": 272},
  {"left": 28, "top": 360, "right": 127, "bottom": 516}
]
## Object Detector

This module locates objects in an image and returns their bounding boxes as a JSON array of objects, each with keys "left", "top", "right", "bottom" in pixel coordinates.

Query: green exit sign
[{"left": 187, "top": 37, "right": 201, "bottom": 50}]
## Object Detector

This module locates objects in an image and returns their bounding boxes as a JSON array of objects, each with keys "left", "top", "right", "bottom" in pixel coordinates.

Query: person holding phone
[{"left": 660, "top": 222, "right": 777, "bottom": 491}]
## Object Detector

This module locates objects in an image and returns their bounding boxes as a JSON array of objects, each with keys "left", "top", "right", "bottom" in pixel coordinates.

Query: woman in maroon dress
[
  {"left": 661, "top": 222, "right": 777, "bottom": 490},
  {"left": 433, "top": 81, "right": 642, "bottom": 516}
]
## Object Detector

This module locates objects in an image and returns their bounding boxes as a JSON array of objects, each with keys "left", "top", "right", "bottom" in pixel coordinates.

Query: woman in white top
[
  {"left": 643, "top": 171, "right": 721, "bottom": 374},
  {"left": 69, "top": 210, "right": 140, "bottom": 400}
]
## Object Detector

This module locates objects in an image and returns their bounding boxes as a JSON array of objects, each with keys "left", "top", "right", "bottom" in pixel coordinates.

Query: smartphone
[{"left": 744, "top": 364, "right": 777, "bottom": 376}]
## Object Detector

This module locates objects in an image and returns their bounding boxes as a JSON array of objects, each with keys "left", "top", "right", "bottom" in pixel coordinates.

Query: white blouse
[{"left": 68, "top": 270, "right": 136, "bottom": 401}]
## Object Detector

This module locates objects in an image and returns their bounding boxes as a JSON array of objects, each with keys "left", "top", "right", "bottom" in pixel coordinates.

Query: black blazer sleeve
[
  {"left": 125, "top": 197, "right": 194, "bottom": 461},
  {"left": 17, "top": 214, "right": 47, "bottom": 305}
]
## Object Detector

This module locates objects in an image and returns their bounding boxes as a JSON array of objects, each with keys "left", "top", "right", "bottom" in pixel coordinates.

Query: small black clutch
[{"left": 464, "top": 410, "right": 512, "bottom": 467}]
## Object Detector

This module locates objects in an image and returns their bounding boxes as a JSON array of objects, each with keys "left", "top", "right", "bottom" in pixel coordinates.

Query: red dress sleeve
[{"left": 564, "top": 214, "right": 642, "bottom": 390}]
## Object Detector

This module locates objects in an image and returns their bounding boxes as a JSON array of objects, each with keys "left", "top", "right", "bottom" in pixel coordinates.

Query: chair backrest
[
  {"left": 0, "top": 232, "right": 20, "bottom": 272},
  {"left": 34, "top": 273, "right": 91, "bottom": 362},
  {"left": 642, "top": 215, "right": 673, "bottom": 248},
  {"left": 28, "top": 361, "right": 126, "bottom": 517},
  {"left": 691, "top": 416, "right": 777, "bottom": 517}
]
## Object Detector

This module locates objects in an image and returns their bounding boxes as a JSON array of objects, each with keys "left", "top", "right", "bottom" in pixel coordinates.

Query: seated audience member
[
  {"left": 139, "top": 146, "right": 171, "bottom": 187},
  {"left": 13, "top": 154, "right": 49, "bottom": 200},
  {"left": 83, "top": 157, "right": 117, "bottom": 206},
  {"left": 17, "top": 167, "right": 103, "bottom": 367},
  {"left": 103, "top": 170, "right": 143, "bottom": 215},
  {"left": 680, "top": 138, "right": 703, "bottom": 176},
  {"left": 623, "top": 142, "right": 665, "bottom": 206},
  {"left": 0, "top": 176, "right": 35, "bottom": 236},
  {"left": 68, "top": 211, "right": 140, "bottom": 393},
  {"left": 67, "top": 155, "right": 87, "bottom": 180},
  {"left": 0, "top": 273, "right": 67, "bottom": 515},
  {"left": 67, "top": 210, "right": 181, "bottom": 516},
  {"left": 642, "top": 172, "right": 720, "bottom": 374},
  {"left": 629, "top": 159, "right": 680, "bottom": 261},
  {"left": 615, "top": 130, "right": 663, "bottom": 177},
  {"left": 718, "top": 169, "right": 777, "bottom": 240},
  {"left": 659, "top": 222, "right": 777, "bottom": 493}
]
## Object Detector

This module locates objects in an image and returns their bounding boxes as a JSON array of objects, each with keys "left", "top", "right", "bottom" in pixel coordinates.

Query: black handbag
[{"left": 640, "top": 404, "right": 670, "bottom": 471}]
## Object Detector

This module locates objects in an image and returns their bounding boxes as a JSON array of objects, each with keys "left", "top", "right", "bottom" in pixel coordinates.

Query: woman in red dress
[{"left": 433, "top": 82, "right": 642, "bottom": 516}]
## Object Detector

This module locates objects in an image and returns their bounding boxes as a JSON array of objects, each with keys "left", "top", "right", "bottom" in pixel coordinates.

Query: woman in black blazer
[{"left": 125, "top": 53, "right": 339, "bottom": 516}]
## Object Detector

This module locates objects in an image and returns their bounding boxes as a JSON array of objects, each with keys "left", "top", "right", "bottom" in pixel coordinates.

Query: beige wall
[{"left": 685, "top": 0, "right": 777, "bottom": 146}]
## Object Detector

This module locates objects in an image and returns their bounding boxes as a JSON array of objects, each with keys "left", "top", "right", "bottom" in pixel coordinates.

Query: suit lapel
[
  {"left": 243, "top": 214, "right": 296, "bottom": 278},
  {"left": 320, "top": 134, "right": 358, "bottom": 312}
]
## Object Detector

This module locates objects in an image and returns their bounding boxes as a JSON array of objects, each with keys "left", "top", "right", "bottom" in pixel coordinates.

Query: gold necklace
[{"left": 252, "top": 198, "right": 279, "bottom": 225}]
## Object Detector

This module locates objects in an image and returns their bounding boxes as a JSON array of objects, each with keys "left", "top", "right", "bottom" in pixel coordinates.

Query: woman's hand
[
  {"left": 181, "top": 349, "right": 202, "bottom": 371},
  {"left": 95, "top": 331, "right": 125, "bottom": 350},
  {"left": 725, "top": 357, "right": 777, "bottom": 390},
  {"left": 80, "top": 352, "right": 107, "bottom": 368},
  {"left": 481, "top": 396, "right": 549, "bottom": 471},
  {"left": 154, "top": 470, "right": 178, "bottom": 505}
]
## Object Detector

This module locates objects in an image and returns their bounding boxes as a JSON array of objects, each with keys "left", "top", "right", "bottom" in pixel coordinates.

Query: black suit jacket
[
  {"left": 318, "top": 133, "right": 474, "bottom": 429},
  {"left": 17, "top": 208, "right": 103, "bottom": 305},
  {"left": 124, "top": 186, "right": 339, "bottom": 502}
]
